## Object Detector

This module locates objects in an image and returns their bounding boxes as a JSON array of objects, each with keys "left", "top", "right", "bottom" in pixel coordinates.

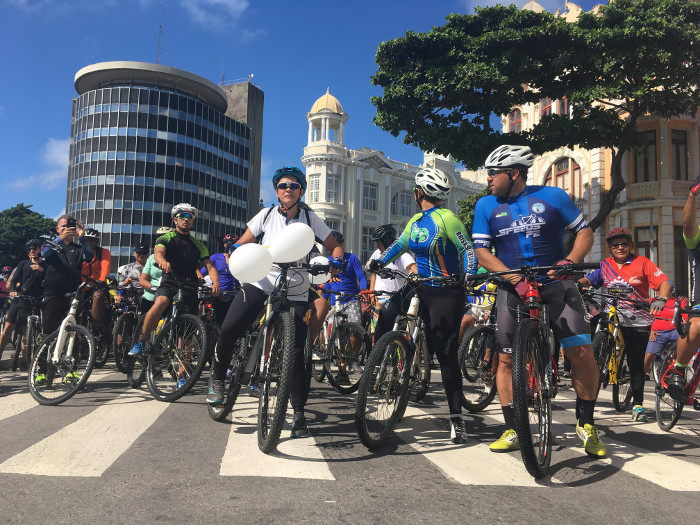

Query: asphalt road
[{"left": 0, "top": 362, "right": 698, "bottom": 525}]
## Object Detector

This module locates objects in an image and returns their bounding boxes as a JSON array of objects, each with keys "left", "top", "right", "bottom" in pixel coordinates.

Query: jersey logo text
[{"left": 497, "top": 215, "right": 545, "bottom": 239}]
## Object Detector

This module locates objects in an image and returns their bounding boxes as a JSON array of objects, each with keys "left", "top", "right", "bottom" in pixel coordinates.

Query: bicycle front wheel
[
  {"left": 512, "top": 318, "right": 552, "bottom": 479},
  {"left": 208, "top": 336, "right": 247, "bottom": 422},
  {"left": 309, "top": 333, "right": 327, "bottom": 383},
  {"left": 592, "top": 330, "right": 614, "bottom": 390},
  {"left": 459, "top": 325, "right": 497, "bottom": 413},
  {"left": 655, "top": 343, "right": 684, "bottom": 431},
  {"left": 126, "top": 315, "right": 146, "bottom": 388},
  {"left": 355, "top": 330, "right": 412, "bottom": 449},
  {"left": 147, "top": 314, "right": 208, "bottom": 402},
  {"left": 257, "top": 311, "right": 295, "bottom": 454},
  {"left": 28, "top": 325, "right": 96, "bottom": 406},
  {"left": 326, "top": 321, "right": 369, "bottom": 395},
  {"left": 612, "top": 348, "right": 633, "bottom": 412}
]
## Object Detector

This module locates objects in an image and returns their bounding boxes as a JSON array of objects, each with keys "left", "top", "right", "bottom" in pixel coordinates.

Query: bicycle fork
[{"left": 50, "top": 299, "right": 79, "bottom": 365}]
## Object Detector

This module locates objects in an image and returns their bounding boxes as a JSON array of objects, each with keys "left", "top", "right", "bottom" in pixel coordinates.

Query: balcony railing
[{"left": 628, "top": 181, "right": 659, "bottom": 200}]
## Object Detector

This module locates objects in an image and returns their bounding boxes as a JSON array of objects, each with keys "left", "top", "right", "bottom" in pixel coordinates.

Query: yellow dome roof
[{"left": 310, "top": 88, "right": 343, "bottom": 114}]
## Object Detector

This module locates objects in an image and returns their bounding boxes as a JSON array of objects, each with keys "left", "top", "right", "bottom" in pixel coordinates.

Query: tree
[
  {"left": 372, "top": 0, "right": 700, "bottom": 230},
  {"left": 0, "top": 204, "right": 57, "bottom": 267},
  {"left": 457, "top": 187, "right": 488, "bottom": 239}
]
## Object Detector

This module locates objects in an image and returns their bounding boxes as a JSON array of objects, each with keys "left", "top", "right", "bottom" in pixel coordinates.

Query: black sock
[
  {"left": 502, "top": 404, "right": 515, "bottom": 430},
  {"left": 578, "top": 398, "right": 596, "bottom": 426}
]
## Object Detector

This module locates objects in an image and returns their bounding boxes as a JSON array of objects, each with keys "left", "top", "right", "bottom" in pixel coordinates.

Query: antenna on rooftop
[
  {"left": 157, "top": 0, "right": 164, "bottom": 64},
  {"left": 221, "top": 57, "right": 226, "bottom": 84}
]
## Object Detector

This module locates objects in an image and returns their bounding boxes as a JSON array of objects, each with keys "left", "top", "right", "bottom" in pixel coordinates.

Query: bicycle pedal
[{"left": 694, "top": 399, "right": 700, "bottom": 411}]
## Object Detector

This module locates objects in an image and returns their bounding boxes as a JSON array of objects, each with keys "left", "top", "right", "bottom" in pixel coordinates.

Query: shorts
[
  {"left": 154, "top": 281, "right": 198, "bottom": 313},
  {"left": 645, "top": 329, "right": 679, "bottom": 356},
  {"left": 495, "top": 279, "right": 592, "bottom": 354},
  {"left": 464, "top": 303, "right": 490, "bottom": 323},
  {"left": 329, "top": 300, "right": 362, "bottom": 326},
  {"left": 6, "top": 297, "right": 40, "bottom": 327}
]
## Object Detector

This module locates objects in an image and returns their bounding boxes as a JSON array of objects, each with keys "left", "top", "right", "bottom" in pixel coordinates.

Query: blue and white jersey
[{"left": 472, "top": 185, "right": 588, "bottom": 270}]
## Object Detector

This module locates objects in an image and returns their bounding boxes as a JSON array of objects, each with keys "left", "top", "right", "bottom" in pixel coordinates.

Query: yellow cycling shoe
[
  {"left": 576, "top": 421, "right": 606, "bottom": 458},
  {"left": 489, "top": 429, "right": 520, "bottom": 453}
]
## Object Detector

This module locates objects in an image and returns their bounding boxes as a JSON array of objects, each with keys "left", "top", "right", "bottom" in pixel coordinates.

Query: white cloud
[
  {"left": 179, "top": 0, "right": 249, "bottom": 30},
  {"left": 9, "top": 137, "right": 70, "bottom": 192},
  {"left": 3, "top": 0, "right": 53, "bottom": 11}
]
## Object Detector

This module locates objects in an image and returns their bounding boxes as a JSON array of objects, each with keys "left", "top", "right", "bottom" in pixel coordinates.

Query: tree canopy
[
  {"left": 0, "top": 204, "right": 56, "bottom": 268},
  {"left": 372, "top": 0, "right": 700, "bottom": 230}
]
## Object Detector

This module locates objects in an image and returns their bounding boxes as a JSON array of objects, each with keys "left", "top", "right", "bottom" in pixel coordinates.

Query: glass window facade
[{"left": 66, "top": 85, "right": 251, "bottom": 271}]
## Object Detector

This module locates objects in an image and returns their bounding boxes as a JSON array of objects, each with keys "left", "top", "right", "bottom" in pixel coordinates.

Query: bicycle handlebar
[{"left": 464, "top": 262, "right": 600, "bottom": 282}]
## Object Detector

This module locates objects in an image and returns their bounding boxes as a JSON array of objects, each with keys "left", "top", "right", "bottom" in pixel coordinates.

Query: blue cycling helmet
[{"left": 272, "top": 166, "right": 307, "bottom": 192}]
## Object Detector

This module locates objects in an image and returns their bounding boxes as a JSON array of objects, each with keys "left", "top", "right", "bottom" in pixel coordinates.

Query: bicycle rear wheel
[
  {"left": 258, "top": 311, "right": 295, "bottom": 454},
  {"left": 612, "top": 348, "right": 633, "bottom": 412},
  {"left": 655, "top": 343, "right": 684, "bottom": 431},
  {"left": 325, "top": 321, "right": 369, "bottom": 395},
  {"left": 208, "top": 336, "right": 247, "bottom": 422},
  {"left": 11, "top": 326, "right": 25, "bottom": 371},
  {"left": 592, "top": 330, "right": 614, "bottom": 390},
  {"left": 28, "top": 325, "right": 96, "bottom": 406},
  {"left": 355, "top": 330, "right": 412, "bottom": 449},
  {"left": 512, "top": 318, "right": 552, "bottom": 479},
  {"left": 126, "top": 315, "right": 146, "bottom": 388},
  {"left": 459, "top": 325, "right": 497, "bottom": 412},
  {"left": 112, "top": 312, "right": 136, "bottom": 374},
  {"left": 146, "top": 314, "right": 208, "bottom": 402}
]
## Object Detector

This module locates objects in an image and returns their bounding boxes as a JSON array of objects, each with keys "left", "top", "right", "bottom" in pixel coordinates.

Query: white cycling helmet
[
  {"left": 83, "top": 227, "right": 100, "bottom": 239},
  {"left": 484, "top": 145, "right": 534, "bottom": 169},
  {"left": 171, "top": 203, "right": 198, "bottom": 219},
  {"left": 415, "top": 167, "right": 450, "bottom": 200},
  {"left": 156, "top": 226, "right": 174, "bottom": 235}
]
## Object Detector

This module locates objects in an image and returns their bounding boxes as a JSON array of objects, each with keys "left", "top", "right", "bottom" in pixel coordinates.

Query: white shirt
[
  {"left": 247, "top": 205, "right": 332, "bottom": 301},
  {"left": 367, "top": 249, "right": 415, "bottom": 293}
]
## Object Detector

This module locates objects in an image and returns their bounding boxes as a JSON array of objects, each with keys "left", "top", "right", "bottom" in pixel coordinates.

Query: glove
[
  {"left": 691, "top": 174, "right": 700, "bottom": 195},
  {"left": 368, "top": 260, "right": 383, "bottom": 273},
  {"left": 514, "top": 280, "right": 527, "bottom": 300},
  {"left": 330, "top": 258, "right": 345, "bottom": 272},
  {"left": 650, "top": 296, "right": 667, "bottom": 311}
]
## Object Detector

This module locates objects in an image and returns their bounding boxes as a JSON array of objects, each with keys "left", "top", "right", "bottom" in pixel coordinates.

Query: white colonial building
[{"left": 301, "top": 89, "right": 485, "bottom": 262}]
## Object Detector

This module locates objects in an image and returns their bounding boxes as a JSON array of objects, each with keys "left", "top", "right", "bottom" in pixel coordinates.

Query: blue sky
[{"left": 0, "top": 0, "right": 603, "bottom": 220}]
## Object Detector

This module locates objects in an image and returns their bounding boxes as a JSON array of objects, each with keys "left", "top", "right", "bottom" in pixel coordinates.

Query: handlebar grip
[{"left": 566, "top": 262, "right": 600, "bottom": 271}]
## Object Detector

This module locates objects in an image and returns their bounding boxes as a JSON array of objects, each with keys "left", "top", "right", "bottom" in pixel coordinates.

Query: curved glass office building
[{"left": 67, "top": 61, "right": 258, "bottom": 271}]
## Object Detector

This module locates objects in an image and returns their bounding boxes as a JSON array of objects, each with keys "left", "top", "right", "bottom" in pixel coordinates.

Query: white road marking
[
  {"left": 0, "top": 388, "right": 167, "bottom": 477},
  {"left": 219, "top": 393, "right": 335, "bottom": 480}
]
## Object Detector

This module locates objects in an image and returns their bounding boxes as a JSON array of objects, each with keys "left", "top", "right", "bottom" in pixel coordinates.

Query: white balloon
[
  {"left": 309, "top": 255, "right": 331, "bottom": 285},
  {"left": 268, "top": 222, "right": 315, "bottom": 263},
  {"left": 228, "top": 243, "right": 273, "bottom": 283}
]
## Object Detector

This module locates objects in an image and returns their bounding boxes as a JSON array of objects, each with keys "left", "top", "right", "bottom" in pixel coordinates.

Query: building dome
[{"left": 310, "top": 88, "right": 343, "bottom": 114}]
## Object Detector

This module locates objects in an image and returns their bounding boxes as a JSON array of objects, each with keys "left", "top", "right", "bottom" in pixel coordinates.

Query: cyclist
[
  {"left": 645, "top": 290, "right": 684, "bottom": 379},
  {"left": 323, "top": 230, "right": 368, "bottom": 385},
  {"left": 138, "top": 227, "right": 171, "bottom": 313},
  {"left": 207, "top": 166, "right": 344, "bottom": 439},
  {"left": 579, "top": 227, "right": 670, "bottom": 422},
  {"left": 472, "top": 144, "right": 605, "bottom": 457},
  {"left": 200, "top": 234, "right": 240, "bottom": 326},
  {"left": 118, "top": 243, "right": 150, "bottom": 295},
  {"left": 128, "top": 205, "right": 220, "bottom": 389},
  {"left": 368, "top": 167, "right": 477, "bottom": 444},
  {"left": 366, "top": 224, "right": 416, "bottom": 340},
  {"left": 0, "top": 240, "right": 45, "bottom": 364},
  {"left": 667, "top": 175, "right": 700, "bottom": 401},
  {"left": 459, "top": 264, "right": 496, "bottom": 343},
  {"left": 81, "top": 228, "right": 112, "bottom": 335}
]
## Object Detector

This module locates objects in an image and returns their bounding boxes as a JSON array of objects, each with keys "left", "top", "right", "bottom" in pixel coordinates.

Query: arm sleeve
[
  {"left": 643, "top": 258, "right": 669, "bottom": 291},
  {"left": 445, "top": 211, "right": 477, "bottom": 275},
  {"left": 471, "top": 197, "right": 492, "bottom": 250},
  {"left": 380, "top": 217, "right": 415, "bottom": 266},
  {"left": 99, "top": 249, "right": 111, "bottom": 281},
  {"left": 193, "top": 238, "right": 210, "bottom": 261},
  {"left": 351, "top": 255, "right": 368, "bottom": 289},
  {"left": 684, "top": 227, "right": 700, "bottom": 250},
  {"left": 9, "top": 261, "right": 23, "bottom": 292},
  {"left": 586, "top": 267, "right": 604, "bottom": 289},
  {"left": 552, "top": 187, "right": 588, "bottom": 234},
  {"left": 307, "top": 210, "right": 332, "bottom": 244},
  {"left": 246, "top": 207, "right": 270, "bottom": 240}
]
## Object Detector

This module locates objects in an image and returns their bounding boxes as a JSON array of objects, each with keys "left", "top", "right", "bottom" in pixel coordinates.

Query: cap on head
[{"left": 134, "top": 243, "right": 149, "bottom": 254}]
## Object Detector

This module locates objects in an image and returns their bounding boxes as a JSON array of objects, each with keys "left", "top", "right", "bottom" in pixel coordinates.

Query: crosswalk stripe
[
  {"left": 219, "top": 393, "right": 335, "bottom": 480},
  {"left": 0, "top": 368, "right": 118, "bottom": 422},
  {"left": 0, "top": 388, "right": 168, "bottom": 477}
]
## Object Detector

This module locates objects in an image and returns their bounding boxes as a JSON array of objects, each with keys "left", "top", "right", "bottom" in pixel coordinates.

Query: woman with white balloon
[{"left": 207, "top": 166, "right": 343, "bottom": 439}]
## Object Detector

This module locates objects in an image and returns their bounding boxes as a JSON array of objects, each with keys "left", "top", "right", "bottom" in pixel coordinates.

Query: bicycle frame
[
  {"left": 48, "top": 285, "right": 85, "bottom": 365},
  {"left": 601, "top": 302, "right": 625, "bottom": 385}
]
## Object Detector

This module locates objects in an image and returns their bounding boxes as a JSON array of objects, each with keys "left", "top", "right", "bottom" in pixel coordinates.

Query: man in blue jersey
[{"left": 472, "top": 145, "right": 604, "bottom": 458}]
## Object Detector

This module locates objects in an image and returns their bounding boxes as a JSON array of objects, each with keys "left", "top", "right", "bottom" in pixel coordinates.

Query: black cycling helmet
[
  {"left": 370, "top": 224, "right": 397, "bottom": 246},
  {"left": 84, "top": 228, "right": 100, "bottom": 239},
  {"left": 25, "top": 239, "right": 42, "bottom": 251},
  {"left": 272, "top": 166, "right": 307, "bottom": 192},
  {"left": 330, "top": 230, "right": 344, "bottom": 244}
]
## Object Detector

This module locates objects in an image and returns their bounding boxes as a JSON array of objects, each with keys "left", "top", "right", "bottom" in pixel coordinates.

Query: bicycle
[
  {"left": 467, "top": 262, "right": 598, "bottom": 478},
  {"left": 354, "top": 270, "right": 452, "bottom": 450},
  {"left": 207, "top": 260, "right": 330, "bottom": 454},
  {"left": 586, "top": 288, "right": 650, "bottom": 412},
  {"left": 112, "top": 285, "right": 142, "bottom": 374},
  {"left": 654, "top": 301, "right": 700, "bottom": 431},
  {"left": 9, "top": 295, "right": 42, "bottom": 372},
  {"left": 308, "top": 285, "right": 372, "bottom": 394}
]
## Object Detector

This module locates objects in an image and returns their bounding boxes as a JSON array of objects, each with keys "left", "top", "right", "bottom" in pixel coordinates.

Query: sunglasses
[
  {"left": 28, "top": 246, "right": 41, "bottom": 251},
  {"left": 610, "top": 241, "right": 630, "bottom": 248},
  {"left": 276, "top": 182, "right": 301, "bottom": 191},
  {"left": 487, "top": 168, "right": 513, "bottom": 177},
  {"left": 175, "top": 212, "right": 194, "bottom": 220}
]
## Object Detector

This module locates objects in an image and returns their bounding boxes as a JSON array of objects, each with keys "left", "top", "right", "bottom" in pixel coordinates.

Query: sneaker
[
  {"left": 249, "top": 383, "right": 260, "bottom": 397},
  {"left": 128, "top": 341, "right": 144, "bottom": 356},
  {"left": 632, "top": 404, "right": 648, "bottom": 423},
  {"left": 35, "top": 373, "right": 47, "bottom": 386},
  {"left": 576, "top": 421, "right": 606, "bottom": 458},
  {"left": 666, "top": 365, "right": 687, "bottom": 402},
  {"left": 291, "top": 413, "right": 309, "bottom": 438},
  {"left": 450, "top": 418, "right": 467, "bottom": 444},
  {"left": 177, "top": 378, "right": 187, "bottom": 389},
  {"left": 207, "top": 379, "right": 225, "bottom": 405},
  {"left": 335, "top": 371, "right": 351, "bottom": 385},
  {"left": 489, "top": 429, "right": 520, "bottom": 453},
  {"left": 64, "top": 371, "right": 80, "bottom": 384}
]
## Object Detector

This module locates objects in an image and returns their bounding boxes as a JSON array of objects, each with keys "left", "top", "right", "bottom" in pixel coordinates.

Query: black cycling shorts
[{"left": 154, "top": 281, "right": 198, "bottom": 313}]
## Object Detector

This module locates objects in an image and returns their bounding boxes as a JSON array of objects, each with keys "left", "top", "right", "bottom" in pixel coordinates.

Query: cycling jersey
[
  {"left": 140, "top": 254, "right": 163, "bottom": 302},
  {"left": 155, "top": 231, "right": 209, "bottom": 283},
  {"left": 118, "top": 261, "right": 144, "bottom": 292},
  {"left": 201, "top": 253, "right": 239, "bottom": 292},
  {"left": 684, "top": 228, "right": 700, "bottom": 305},
  {"left": 325, "top": 253, "right": 367, "bottom": 305},
  {"left": 82, "top": 247, "right": 111, "bottom": 282},
  {"left": 472, "top": 185, "right": 588, "bottom": 274},
  {"left": 380, "top": 206, "right": 477, "bottom": 283}
]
